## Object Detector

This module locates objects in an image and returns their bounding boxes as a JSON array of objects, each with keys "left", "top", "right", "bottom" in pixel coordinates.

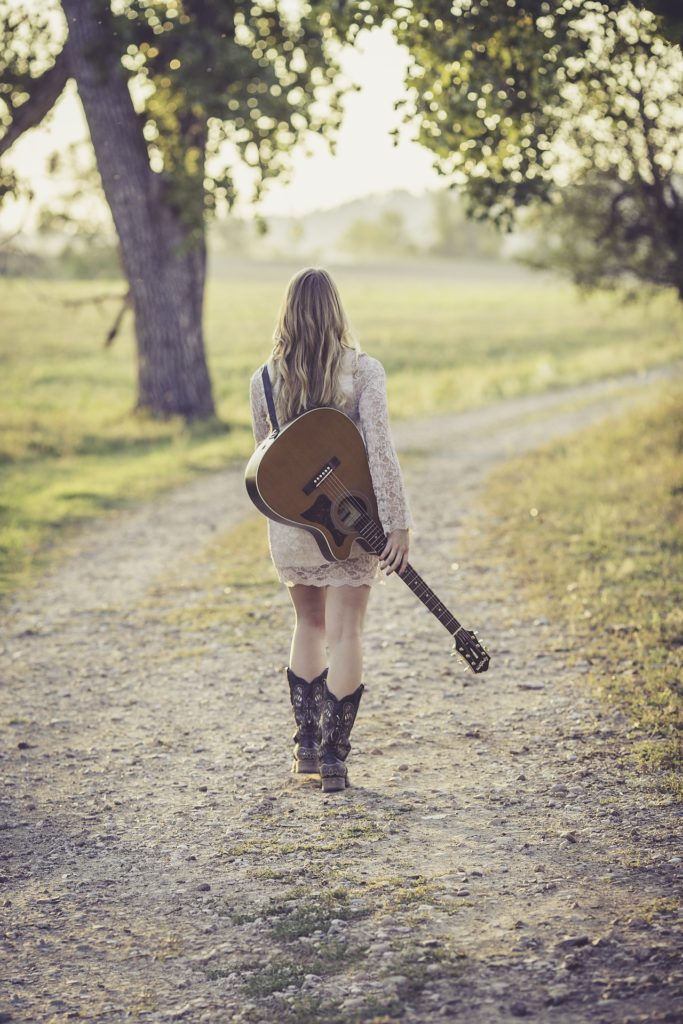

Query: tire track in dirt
[{"left": 0, "top": 365, "right": 680, "bottom": 1024}]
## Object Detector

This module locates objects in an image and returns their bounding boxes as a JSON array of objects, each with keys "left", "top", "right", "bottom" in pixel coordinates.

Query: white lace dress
[{"left": 249, "top": 349, "right": 413, "bottom": 587}]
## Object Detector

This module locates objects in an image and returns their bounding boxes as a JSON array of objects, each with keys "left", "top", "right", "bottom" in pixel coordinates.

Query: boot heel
[
  {"left": 321, "top": 773, "right": 347, "bottom": 792},
  {"left": 318, "top": 681, "right": 363, "bottom": 795}
]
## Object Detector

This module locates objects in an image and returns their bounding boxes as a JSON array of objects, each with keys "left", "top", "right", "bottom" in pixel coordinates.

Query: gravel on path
[{"left": 1, "top": 366, "right": 680, "bottom": 1024}]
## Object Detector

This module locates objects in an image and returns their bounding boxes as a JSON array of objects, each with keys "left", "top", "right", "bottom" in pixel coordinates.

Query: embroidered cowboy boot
[
  {"left": 318, "top": 678, "right": 364, "bottom": 792},
  {"left": 287, "top": 667, "right": 327, "bottom": 775}
]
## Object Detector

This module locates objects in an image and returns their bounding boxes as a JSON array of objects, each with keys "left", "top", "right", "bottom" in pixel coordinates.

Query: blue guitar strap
[{"left": 261, "top": 364, "right": 279, "bottom": 432}]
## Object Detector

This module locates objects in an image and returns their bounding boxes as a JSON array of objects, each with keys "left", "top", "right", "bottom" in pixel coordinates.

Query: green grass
[
  {"left": 481, "top": 384, "right": 683, "bottom": 795},
  {"left": 1, "top": 271, "right": 681, "bottom": 594},
  {"left": 206, "top": 870, "right": 467, "bottom": 1024}
]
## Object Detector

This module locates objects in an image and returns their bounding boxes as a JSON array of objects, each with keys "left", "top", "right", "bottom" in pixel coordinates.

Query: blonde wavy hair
[{"left": 271, "top": 267, "right": 358, "bottom": 424}]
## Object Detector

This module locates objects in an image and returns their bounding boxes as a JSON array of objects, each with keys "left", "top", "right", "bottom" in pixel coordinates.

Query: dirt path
[{"left": 1, "top": 367, "right": 680, "bottom": 1024}]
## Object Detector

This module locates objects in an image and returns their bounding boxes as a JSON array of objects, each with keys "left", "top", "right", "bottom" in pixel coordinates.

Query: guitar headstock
[{"left": 452, "top": 629, "right": 490, "bottom": 674}]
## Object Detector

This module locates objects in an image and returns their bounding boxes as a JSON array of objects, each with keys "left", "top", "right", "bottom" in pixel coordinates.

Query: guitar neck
[{"left": 357, "top": 514, "right": 464, "bottom": 638}]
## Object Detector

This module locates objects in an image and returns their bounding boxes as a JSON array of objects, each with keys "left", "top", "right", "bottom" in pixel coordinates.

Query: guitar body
[{"left": 245, "top": 408, "right": 379, "bottom": 562}]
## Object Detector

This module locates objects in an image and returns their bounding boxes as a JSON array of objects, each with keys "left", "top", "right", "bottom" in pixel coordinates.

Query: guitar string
[
  {"left": 318, "top": 475, "right": 477, "bottom": 659},
  {"left": 319, "top": 474, "right": 443, "bottom": 601},
  {"left": 312, "top": 470, "right": 484, "bottom": 663},
  {"left": 319, "top": 474, "right": 453, "bottom": 619},
  {"left": 318, "top": 472, "right": 469, "bottom": 640}
]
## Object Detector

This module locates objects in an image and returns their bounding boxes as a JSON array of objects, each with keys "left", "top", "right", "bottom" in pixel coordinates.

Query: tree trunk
[{"left": 61, "top": 0, "right": 215, "bottom": 419}]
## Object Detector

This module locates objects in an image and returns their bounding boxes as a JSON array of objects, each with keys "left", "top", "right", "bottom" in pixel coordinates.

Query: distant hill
[
  {"left": 210, "top": 189, "right": 508, "bottom": 264},
  {"left": 2, "top": 188, "right": 520, "bottom": 279}
]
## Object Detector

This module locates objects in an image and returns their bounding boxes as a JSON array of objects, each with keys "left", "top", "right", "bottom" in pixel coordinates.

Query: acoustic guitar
[{"left": 245, "top": 407, "right": 490, "bottom": 673}]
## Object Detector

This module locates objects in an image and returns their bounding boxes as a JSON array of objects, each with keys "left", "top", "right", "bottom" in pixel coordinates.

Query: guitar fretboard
[{"left": 353, "top": 509, "right": 466, "bottom": 639}]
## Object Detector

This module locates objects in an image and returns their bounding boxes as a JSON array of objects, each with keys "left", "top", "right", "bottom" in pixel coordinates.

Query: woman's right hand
[{"left": 379, "top": 529, "right": 410, "bottom": 576}]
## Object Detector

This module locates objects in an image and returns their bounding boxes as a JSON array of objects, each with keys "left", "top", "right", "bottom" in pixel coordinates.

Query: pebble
[
  {"left": 545, "top": 987, "right": 569, "bottom": 1006},
  {"left": 384, "top": 975, "right": 409, "bottom": 987},
  {"left": 556, "top": 935, "right": 590, "bottom": 949},
  {"left": 509, "top": 1001, "right": 529, "bottom": 1017},
  {"left": 341, "top": 997, "right": 366, "bottom": 1011}
]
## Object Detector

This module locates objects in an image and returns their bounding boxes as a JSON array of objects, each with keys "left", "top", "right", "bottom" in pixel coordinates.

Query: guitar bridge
[
  {"left": 303, "top": 456, "right": 340, "bottom": 495},
  {"left": 301, "top": 493, "right": 346, "bottom": 546}
]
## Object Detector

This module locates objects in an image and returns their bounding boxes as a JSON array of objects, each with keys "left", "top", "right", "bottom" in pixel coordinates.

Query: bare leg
[
  {"left": 287, "top": 584, "right": 327, "bottom": 681},
  {"left": 326, "top": 585, "right": 371, "bottom": 698}
]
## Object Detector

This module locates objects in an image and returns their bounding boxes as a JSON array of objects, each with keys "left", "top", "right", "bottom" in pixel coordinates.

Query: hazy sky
[
  {"left": 256, "top": 25, "right": 441, "bottom": 216},
  {"left": 1, "top": 24, "right": 441, "bottom": 233}
]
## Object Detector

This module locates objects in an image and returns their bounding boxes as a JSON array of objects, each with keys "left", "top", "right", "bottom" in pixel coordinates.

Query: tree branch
[
  {"left": 0, "top": 46, "right": 72, "bottom": 157},
  {"left": 104, "top": 291, "right": 131, "bottom": 348},
  {"left": 632, "top": 81, "right": 673, "bottom": 226},
  {"left": 61, "top": 289, "right": 131, "bottom": 347},
  {"left": 597, "top": 188, "right": 630, "bottom": 243}
]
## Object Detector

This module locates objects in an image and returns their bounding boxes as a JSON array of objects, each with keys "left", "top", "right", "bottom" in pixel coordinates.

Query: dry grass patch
[{"left": 481, "top": 384, "right": 683, "bottom": 795}]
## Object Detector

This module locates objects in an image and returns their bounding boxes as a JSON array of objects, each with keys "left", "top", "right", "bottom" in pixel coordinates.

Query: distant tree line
[{"left": 339, "top": 192, "right": 501, "bottom": 260}]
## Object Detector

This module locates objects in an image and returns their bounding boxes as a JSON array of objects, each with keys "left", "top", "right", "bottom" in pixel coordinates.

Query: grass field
[
  {"left": 1, "top": 269, "right": 681, "bottom": 594},
  {"left": 481, "top": 384, "right": 683, "bottom": 794}
]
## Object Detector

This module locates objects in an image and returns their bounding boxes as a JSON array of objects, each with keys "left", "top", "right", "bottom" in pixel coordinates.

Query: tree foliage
[
  {"left": 368, "top": 1, "right": 681, "bottom": 222},
  {"left": 0, "top": 0, "right": 352, "bottom": 230},
  {"left": 521, "top": 171, "right": 682, "bottom": 297},
  {"left": 518, "top": 8, "right": 683, "bottom": 296},
  {"left": 355, "top": 0, "right": 682, "bottom": 296}
]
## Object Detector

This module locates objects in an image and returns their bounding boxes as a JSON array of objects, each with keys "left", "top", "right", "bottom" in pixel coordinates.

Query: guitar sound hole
[{"left": 332, "top": 492, "right": 369, "bottom": 534}]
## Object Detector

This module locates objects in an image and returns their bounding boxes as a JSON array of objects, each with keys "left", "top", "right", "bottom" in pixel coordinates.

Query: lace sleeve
[
  {"left": 249, "top": 369, "right": 271, "bottom": 445},
  {"left": 356, "top": 356, "right": 414, "bottom": 534}
]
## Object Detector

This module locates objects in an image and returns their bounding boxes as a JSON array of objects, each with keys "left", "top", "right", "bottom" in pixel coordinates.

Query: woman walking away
[{"left": 249, "top": 268, "right": 413, "bottom": 792}]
